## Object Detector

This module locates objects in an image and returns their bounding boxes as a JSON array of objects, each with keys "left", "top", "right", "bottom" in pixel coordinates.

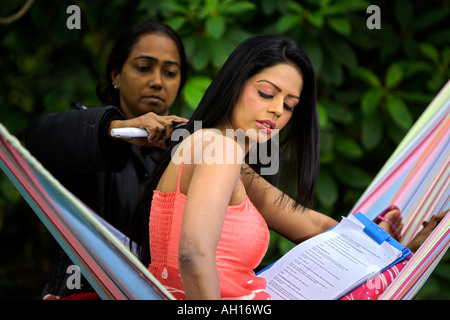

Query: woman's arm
[
  {"left": 242, "top": 164, "right": 338, "bottom": 244},
  {"left": 26, "top": 106, "right": 188, "bottom": 175},
  {"left": 26, "top": 106, "right": 130, "bottom": 175},
  {"left": 178, "top": 135, "right": 244, "bottom": 299}
]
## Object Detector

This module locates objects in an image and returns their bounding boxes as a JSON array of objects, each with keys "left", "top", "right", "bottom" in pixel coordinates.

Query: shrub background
[{"left": 0, "top": 0, "right": 449, "bottom": 299}]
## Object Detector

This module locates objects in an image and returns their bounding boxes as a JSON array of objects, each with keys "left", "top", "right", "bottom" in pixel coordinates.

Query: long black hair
[
  {"left": 127, "top": 34, "right": 319, "bottom": 265},
  {"left": 96, "top": 20, "right": 188, "bottom": 106}
]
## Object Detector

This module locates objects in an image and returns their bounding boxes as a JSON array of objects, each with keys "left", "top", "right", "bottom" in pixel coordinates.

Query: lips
[
  {"left": 255, "top": 120, "right": 276, "bottom": 134},
  {"left": 142, "top": 95, "right": 164, "bottom": 104}
]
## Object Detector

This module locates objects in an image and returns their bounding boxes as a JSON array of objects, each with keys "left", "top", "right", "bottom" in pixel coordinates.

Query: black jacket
[{"left": 26, "top": 105, "right": 165, "bottom": 298}]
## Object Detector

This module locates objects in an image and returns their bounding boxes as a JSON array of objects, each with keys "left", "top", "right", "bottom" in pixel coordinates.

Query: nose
[
  {"left": 267, "top": 97, "right": 284, "bottom": 117},
  {"left": 149, "top": 70, "right": 162, "bottom": 90}
]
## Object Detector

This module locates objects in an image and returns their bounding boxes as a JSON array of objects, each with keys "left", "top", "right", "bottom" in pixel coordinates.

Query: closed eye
[
  {"left": 283, "top": 103, "right": 294, "bottom": 112},
  {"left": 257, "top": 90, "right": 273, "bottom": 99},
  {"left": 136, "top": 65, "right": 151, "bottom": 72},
  {"left": 259, "top": 90, "right": 294, "bottom": 112},
  {"left": 164, "top": 70, "right": 178, "bottom": 78}
]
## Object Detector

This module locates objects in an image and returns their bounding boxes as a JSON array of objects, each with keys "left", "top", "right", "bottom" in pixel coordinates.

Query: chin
[
  {"left": 142, "top": 104, "right": 169, "bottom": 115},
  {"left": 245, "top": 131, "right": 272, "bottom": 144},
  {"left": 256, "top": 133, "right": 271, "bottom": 143}
]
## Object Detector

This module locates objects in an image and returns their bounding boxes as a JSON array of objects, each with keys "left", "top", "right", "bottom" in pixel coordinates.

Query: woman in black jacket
[{"left": 25, "top": 20, "right": 188, "bottom": 299}]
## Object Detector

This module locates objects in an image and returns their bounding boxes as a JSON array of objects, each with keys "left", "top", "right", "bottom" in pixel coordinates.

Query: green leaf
[
  {"left": 413, "top": 8, "right": 450, "bottom": 32},
  {"left": 220, "top": 1, "right": 256, "bottom": 14},
  {"left": 319, "top": 0, "right": 370, "bottom": 15},
  {"left": 327, "top": 17, "right": 351, "bottom": 36},
  {"left": 386, "top": 95, "right": 413, "bottom": 130},
  {"left": 159, "top": 0, "right": 187, "bottom": 14},
  {"left": 320, "top": 57, "right": 343, "bottom": 86},
  {"left": 427, "top": 73, "right": 446, "bottom": 92},
  {"left": 443, "top": 47, "right": 450, "bottom": 65},
  {"left": 434, "top": 263, "right": 450, "bottom": 281},
  {"left": 317, "top": 103, "right": 328, "bottom": 128},
  {"left": 182, "top": 76, "right": 212, "bottom": 110},
  {"left": 187, "top": 36, "right": 211, "bottom": 71},
  {"left": 321, "top": 100, "right": 354, "bottom": 124},
  {"left": 351, "top": 67, "right": 381, "bottom": 88},
  {"left": 324, "top": 38, "right": 357, "bottom": 67},
  {"left": 361, "top": 89, "right": 383, "bottom": 114},
  {"left": 387, "top": 122, "right": 407, "bottom": 145},
  {"left": 278, "top": 237, "right": 296, "bottom": 255},
  {"left": 0, "top": 176, "right": 22, "bottom": 203},
  {"left": 394, "top": 0, "right": 413, "bottom": 28},
  {"left": 320, "top": 130, "right": 336, "bottom": 163},
  {"left": 307, "top": 12, "right": 324, "bottom": 28},
  {"left": 396, "top": 91, "right": 434, "bottom": 104},
  {"left": 198, "top": 4, "right": 212, "bottom": 20},
  {"left": 205, "top": 15, "right": 226, "bottom": 39},
  {"left": 316, "top": 169, "right": 338, "bottom": 208},
  {"left": 320, "top": 153, "right": 336, "bottom": 164},
  {"left": 362, "top": 111, "right": 383, "bottom": 150},
  {"left": 385, "top": 63, "right": 404, "bottom": 89},
  {"left": 404, "top": 35, "right": 418, "bottom": 58},
  {"left": 419, "top": 43, "right": 440, "bottom": 64},
  {"left": 260, "top": 0, "right": 277, "bottom": 15},
  {"left": 332, "top": 162, "right": 372, "bottom": 189},
  {"left": 164, "top": 16, "right": 185, "bottom": 31},
  {"left": 320, "top": 130, "right": 335, "bottom": 158},
  {"left": 276, "top": 14, "right": 301, "bottom": 33},
  {"left": 302, "top": 34, "right": 323, "bottom": 74},
  {"left": 209, "top": 38, "right": 234, "bottom": 69},
  {"left": 401, "top": 60, "right": 433, "bottom": 78},
  {"left": 287, "top": 2, "right": 305, "bottom": 14},
  {"left": 335, "top": 137, "right": 364, "bottom": 159}
]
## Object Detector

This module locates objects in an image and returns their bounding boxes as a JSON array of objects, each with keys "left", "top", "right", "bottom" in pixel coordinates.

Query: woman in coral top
[
  {"left": 126, "top": 34, "right": 337, "bottom": 299},
  {"left": 127, "top": 34, "right": 418, "bottom": 300}
]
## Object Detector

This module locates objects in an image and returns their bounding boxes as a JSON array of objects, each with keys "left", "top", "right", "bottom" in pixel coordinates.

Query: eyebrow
[
  {"left": 257, "top": 79, "right": 300, "bottom": 100},
  {"left": 133, "top": 55, "right": 180, "bottom": 67}
]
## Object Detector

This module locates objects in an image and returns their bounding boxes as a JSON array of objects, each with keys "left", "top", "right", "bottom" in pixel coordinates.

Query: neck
[{"left": 215, "top": 125, "right": 255, "bottom": 157}]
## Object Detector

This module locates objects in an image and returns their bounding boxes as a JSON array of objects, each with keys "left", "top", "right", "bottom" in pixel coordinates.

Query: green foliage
[{"left": 0, "top": 0, "right": 449, "bottom": 299}]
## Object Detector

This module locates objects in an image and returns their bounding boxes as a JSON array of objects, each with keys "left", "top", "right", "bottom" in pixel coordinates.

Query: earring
[{"left": 113, "top": 82, "right": 118, "bottom": 89}]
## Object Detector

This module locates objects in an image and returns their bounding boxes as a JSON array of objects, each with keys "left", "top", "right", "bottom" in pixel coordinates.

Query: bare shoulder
[
  {"left": 172, "top": 129, "right": 245, "bottom": 167},
  {"left": 160, "top": 129, "right": 244, "bottom": 195}
]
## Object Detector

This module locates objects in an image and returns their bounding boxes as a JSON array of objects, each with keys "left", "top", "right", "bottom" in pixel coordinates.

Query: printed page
[{"left": 259, "top": 217, "right": 401, "bottom": 300}]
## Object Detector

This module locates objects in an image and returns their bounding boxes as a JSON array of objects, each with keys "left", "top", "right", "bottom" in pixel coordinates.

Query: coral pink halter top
[{"left": 148, "top": 136, "right": 271, "bottom": 300}]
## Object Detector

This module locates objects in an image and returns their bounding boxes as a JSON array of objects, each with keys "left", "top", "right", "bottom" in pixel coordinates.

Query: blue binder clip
[
  {"left": 363, "top": 224, "right": 391, "bottom": 244},
  {"left": 354, "top": 212, "right": 391, "bottom": 244}
]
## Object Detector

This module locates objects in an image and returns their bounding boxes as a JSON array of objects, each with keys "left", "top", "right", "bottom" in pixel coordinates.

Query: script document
[{"left": 258, "top": 215, "right": 403, "bottom": 300}]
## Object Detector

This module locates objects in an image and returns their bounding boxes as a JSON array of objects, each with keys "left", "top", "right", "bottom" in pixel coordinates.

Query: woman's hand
[{"left": 108, "top": 112, "right": 188, "bottom": 148}]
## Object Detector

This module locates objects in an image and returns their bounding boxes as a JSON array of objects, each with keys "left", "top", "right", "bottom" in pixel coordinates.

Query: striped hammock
[
  {"left": 0, "top": 81, "right": 448, "bottom": 300},
  {"left": 0, "top": 122, "right": 174, "bottom": 300},
  {"left": 350, "top": 80, "right": 449, "bottom": 300}
]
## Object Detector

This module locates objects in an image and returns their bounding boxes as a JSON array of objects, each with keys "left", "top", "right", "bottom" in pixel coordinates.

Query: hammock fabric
[
  {"left": 350, "top": 80, "right": 449, "bottom": 300},
  {"left": 0, "top": 123, "right": 173, "bottom": 300},
  {"left": 0, "top": 81, "right": 448, "bottom": 300}
]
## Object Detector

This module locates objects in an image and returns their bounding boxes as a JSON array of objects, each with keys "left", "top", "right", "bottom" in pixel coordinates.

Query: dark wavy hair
[
  {"left": 96, "top": 20, "right": 188, "bottom": 106},
  {"left": 128, "top": 34, "right": 319, "bottom": 265}
]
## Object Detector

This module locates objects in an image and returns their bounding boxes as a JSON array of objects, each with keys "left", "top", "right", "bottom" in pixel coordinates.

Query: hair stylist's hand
[{"left": 108, "top": 112, "right": 188, "bottom": 149}]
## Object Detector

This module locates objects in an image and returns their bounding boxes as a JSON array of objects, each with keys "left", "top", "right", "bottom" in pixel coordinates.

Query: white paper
[{"left": 259, "top": 216, "right": 402, "bottom": 300}]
